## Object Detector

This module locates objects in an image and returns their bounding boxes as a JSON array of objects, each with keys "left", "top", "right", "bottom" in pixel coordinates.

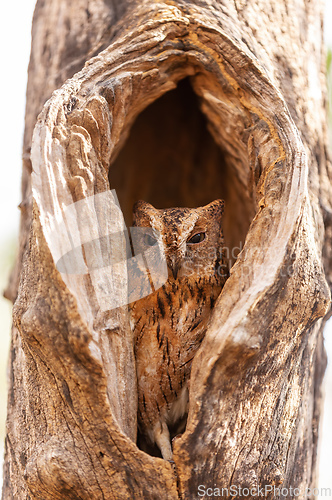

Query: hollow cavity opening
[
  {"left": 109, "top": 77, "right": 253, "bottom": 266},
  {"left": 108, "top": 76, "right": 255, "bottom": 457}
]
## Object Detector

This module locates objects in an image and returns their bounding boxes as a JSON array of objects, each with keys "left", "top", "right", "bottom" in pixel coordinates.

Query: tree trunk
[{"left": 3, "top": 0, "right": 332, "bottom": 499}]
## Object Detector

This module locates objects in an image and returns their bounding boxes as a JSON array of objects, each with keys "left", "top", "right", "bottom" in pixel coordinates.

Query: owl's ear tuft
[
  {"left": 133, "top": 200, "right": 152, "bottom": 212},
  {"left": 132, "top": 200, "right": 157, "bottom": 225},
  {"left": 203, "top": 199, "right": 225, "bottom": 220}
]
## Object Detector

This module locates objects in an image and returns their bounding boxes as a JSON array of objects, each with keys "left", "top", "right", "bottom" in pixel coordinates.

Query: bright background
[
  {"left": 0, "top": 0, "right": 36, "bottom": 492},
  {"left": 0, "top": 0, "right": 332, "bottom": 496}
]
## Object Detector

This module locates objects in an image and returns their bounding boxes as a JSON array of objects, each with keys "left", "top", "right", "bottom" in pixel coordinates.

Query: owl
[{"left": 129, "top": 199, "right": 228, "bottom": 461}]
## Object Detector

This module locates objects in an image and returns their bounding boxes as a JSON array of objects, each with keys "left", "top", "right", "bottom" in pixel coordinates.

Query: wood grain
[{"left": 2, "top": 0, "right": 331, "bottom": 498}]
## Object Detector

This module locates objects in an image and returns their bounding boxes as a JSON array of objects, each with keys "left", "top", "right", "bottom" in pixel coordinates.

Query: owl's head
[{"left": 132, "top": 199, "right": 225, "bottom": 280}]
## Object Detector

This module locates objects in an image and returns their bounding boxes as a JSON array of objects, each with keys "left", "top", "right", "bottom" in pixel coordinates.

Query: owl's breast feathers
[{"left": 131, "top": 269, "right": 226, "bottom": 448}]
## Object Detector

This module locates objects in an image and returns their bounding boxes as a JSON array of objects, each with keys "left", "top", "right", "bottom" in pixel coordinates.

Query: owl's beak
[{"left": 167, "top": 256, "right": 181, "bottom": 280}]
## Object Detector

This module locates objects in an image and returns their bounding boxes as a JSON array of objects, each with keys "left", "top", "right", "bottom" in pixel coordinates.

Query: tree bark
[{"left": 3, "top": 0, "right": 332, "bottom": 499}]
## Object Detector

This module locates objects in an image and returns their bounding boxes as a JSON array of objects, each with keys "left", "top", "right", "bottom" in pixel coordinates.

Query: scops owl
[{"left": 129, "top": 199, "right": 228, "bottom": 461}]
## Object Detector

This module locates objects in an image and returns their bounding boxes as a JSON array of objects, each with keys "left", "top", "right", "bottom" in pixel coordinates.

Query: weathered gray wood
[{"left": 3, "top": 0, "right": 332, "bottom": 499}]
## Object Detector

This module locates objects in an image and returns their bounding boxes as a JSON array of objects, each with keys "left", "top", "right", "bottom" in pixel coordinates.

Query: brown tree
[{"left": 3, "top": 0, "right": 332, "bottom": 498}]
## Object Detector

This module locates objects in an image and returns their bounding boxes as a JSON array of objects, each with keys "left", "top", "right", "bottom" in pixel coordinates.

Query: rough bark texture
[{"left": 3, "top": 0, "right": 332, "bottom": 499}]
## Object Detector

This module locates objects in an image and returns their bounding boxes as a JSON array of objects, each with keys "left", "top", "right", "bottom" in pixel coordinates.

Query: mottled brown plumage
[{"left": 129, "top": 200, "right": 228, "bottom": 460}]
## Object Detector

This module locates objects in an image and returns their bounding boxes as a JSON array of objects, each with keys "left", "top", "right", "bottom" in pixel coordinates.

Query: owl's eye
[
  {"left": 187, "top": 232, "right": 206, "bottom": 244},
  {"left": 143, "top": 233, "right": 157, "bottom": 246}
]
